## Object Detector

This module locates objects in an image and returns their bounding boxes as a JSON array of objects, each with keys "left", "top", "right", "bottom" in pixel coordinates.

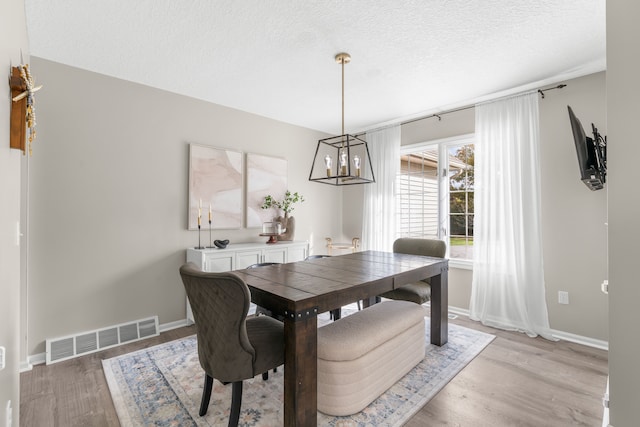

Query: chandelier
[{"left": 309, "top": 53, "right": 375, "bottom": 185}]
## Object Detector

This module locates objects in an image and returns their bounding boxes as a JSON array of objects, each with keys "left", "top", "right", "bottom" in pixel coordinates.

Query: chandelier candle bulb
[
  {"left": 339, "top": 148, "right": 348, "bottom": 175},
  {"left": 353, "top": 155, "right": 361, "bottom": 177},
  {"left": 324, "top": 155, "right": 332, "bottom": 177}
]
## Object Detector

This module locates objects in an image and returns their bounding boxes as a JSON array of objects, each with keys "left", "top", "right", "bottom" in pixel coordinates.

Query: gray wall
[
  {"left": 539, "top": 72, "right": 607, "bottom": 340},
  {"left": 26, "top": 58, "right": 339, "bottom": 356},
  {"left": 1, "top": 0, "right": 28, "bottom": 424},
  {"left": 343, "top": 72, "right": 608, "bottom": 342},
  {"left": 24, "top": 66, "right": 609, "bottom": 358},
  {"left": 607, "top": 2, "right": 640, "bottom": 425}
]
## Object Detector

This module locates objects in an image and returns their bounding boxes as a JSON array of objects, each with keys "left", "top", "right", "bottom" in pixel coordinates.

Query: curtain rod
[{"left": 357, "top": 83, "right": 567, "bottom": 136}]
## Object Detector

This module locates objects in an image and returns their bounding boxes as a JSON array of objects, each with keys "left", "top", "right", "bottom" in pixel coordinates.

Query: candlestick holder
[
  {"left": 194, "top": 224, "right": 205, "bottom": 249},
  {"left": 206, "top": 220, "right": 215, "bottom": 248}
]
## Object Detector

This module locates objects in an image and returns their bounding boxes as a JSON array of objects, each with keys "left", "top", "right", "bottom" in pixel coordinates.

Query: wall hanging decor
[
  {"left": 9, "top": 64, "right": 42, "bottom": 155},
  {"left": 246, "top": 153, "right": 287, "bottom": 228},
  {"left": 188, "top": 144, "right": 243, "bottom": 230}
]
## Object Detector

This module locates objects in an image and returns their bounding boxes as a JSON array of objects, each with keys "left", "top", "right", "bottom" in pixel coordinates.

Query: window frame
[{"left": 398, "top": 133, "right": 475, "bottom": 269}]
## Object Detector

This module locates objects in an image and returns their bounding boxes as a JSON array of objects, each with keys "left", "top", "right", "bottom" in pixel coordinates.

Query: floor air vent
[{"left": 45, "top": 316, "right": 159, "bottom": 364}]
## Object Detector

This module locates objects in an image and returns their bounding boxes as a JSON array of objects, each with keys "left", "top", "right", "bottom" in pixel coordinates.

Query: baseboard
[
  {"left": 159, "top": 319, "right": 191, "bottom": 332},
  {"left": 550, "top": 329, "right": 608, "bottom": 351},
  {"left": 24, "top": 310, "right": 609, "bottom": 367},
  {"left": 447, "top": 305, "right": 609, "bottom": 351},
  {"left": 20, "top": 360, "right": 33, "bottom": 373},
  {"left": 25, "top": 318, "right": 193, "bottom": 369},
  {"left": 25, "top": 352, "right": 45, "bottom": 369}
]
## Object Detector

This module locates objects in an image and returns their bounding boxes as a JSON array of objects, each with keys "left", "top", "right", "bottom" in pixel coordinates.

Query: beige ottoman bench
[{"left": 317, "top": 300, "right": 426, "bottom": 416}]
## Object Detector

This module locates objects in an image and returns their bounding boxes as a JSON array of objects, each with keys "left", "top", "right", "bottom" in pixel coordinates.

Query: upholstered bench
[{"left": 317, "top": 300, "right": 426, "bottom": 416}]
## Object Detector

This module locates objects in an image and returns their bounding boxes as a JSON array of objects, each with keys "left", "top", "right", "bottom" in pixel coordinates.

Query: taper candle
[{"left": 208, "top": 203, "right": 212, "bottom": 222}]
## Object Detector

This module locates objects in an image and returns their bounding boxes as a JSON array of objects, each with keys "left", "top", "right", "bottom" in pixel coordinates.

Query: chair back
[
  {"left": 393, "top": 238, "right": 446, "bottom": 258},
  {"left": 179, "top": 262, "right": 255, "bottom": 382},
  {"left": 247, "top": 262, "right": 280, "bottom": 268},
  {"left": 305, "top": 255, "right": 331, "bottom": 260}
]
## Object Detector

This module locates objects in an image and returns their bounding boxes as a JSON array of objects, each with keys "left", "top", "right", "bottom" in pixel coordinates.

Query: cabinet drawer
[
  {"left": 236, "top": 250, "right": 262, "bottom": 269},
  {"left": 263, "top": 248, "right": 287, "bottom": 264},
  {"left": 205, "top": 255, "right": 234, "bottom": 272}
]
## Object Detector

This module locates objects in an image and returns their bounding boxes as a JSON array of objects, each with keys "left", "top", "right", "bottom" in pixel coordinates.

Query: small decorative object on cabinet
[
  {"left": 260, "top": 222, "right": 282, "bottom": 244},
  {"left": 261, "top": 190, "right": 304, "bottom": 241},
  {"left": 326, "top": 237, "right": 360, "bottom": 254},
  {"left": 213, "top": 239, "right": 229, "bottom": 249}
]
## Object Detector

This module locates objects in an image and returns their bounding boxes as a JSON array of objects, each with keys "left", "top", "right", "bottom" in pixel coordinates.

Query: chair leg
[
  {"left": 199, "top": 374, "right": 214, "bottom": 416},
  {"left": 228, "top": 381, "right": 243, "bottom": 427},
  {"left": 357, "top": 300, "right": 362, "bottom": 310},
  {"left": 330, "top": 308, "right": 341, "bottom": 320}
]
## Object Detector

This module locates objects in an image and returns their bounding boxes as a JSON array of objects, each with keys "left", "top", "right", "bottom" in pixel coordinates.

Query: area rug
[{"left": 103, "top": 308, "right": 494, "bottom": 427}]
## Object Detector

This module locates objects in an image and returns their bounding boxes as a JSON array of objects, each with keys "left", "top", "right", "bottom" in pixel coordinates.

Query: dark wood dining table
[{"left": 233, "top": 250, "right": 449, "bottom": 427}]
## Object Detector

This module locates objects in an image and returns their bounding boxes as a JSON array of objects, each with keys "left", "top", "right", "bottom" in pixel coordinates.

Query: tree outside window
[
  {"left": 396, "top": 136, "right": 474, "bottom": 261},
  {"left": 448, "top": 144, "right": 474, "bottom": 259}
]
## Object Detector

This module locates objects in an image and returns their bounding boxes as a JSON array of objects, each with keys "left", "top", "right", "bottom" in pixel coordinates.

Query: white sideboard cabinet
[{"left": 184, "top": 241, "right": 309, "bottom": 323}]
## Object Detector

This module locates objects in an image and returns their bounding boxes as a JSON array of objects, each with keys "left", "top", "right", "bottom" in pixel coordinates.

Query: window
[{"left": 396, "top": 134, "right": 474, "bottom": 262}]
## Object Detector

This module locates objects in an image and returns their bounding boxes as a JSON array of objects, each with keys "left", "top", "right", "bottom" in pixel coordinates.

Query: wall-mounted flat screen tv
[{"left": 567, "top": 105, "right": 607, "bottom": 191}]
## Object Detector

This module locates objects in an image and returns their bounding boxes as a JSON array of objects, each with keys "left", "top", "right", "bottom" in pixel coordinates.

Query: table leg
[
  {"left": 361, "top": 295, "right": 381, "bottom": 308},
  {"left": 430, "top": 267, "right": 449, "bottom": 346},
  {"left": 283, "top": 312, "right": 318, "bottom": 427}
]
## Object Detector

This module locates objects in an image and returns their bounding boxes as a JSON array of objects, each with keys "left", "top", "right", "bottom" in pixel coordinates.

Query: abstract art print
[
  {"left": 246, "top": 153, "right": 287, "bottom": 228},
  {"left": 188, "top": 144, "right": 243, "bottom": 230}
]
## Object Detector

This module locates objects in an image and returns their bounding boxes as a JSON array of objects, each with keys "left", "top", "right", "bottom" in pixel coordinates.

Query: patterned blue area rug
[{"left": 103, "top": 307, "right": 494, "bottom": 427}]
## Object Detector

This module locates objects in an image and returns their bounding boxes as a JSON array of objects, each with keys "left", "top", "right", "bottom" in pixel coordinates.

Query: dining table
[{"left": 233, "top": 249, "right": 449, "bottom": 427}]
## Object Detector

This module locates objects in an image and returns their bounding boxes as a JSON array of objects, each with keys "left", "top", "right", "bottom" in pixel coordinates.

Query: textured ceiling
[{"left": 25, "top": 0, "right": 606, "bottom": 134}]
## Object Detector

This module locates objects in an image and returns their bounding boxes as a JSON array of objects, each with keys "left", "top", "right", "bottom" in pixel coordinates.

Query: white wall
[
  {"left": 342, "top": 72, "right": 608, "bottom": 342},
  {"left": 26, "top": 58, "right": 339, "bottom": 357},
  {"left": 607, "top": 3, "right": 640, "bottom": 425},
  {"left": 1, "top": 1, "right": 29, "bottom": 425}
]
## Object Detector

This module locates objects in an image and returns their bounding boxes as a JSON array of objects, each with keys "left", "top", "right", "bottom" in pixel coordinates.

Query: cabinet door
[
  {"left": 236, "top": 250, "right": 262, "bottom": 269},
  {"left": 288, "top": 244, "right": 308, "bottom": 262},
  {"left": 205, "top": 253, "right": 234, "bottom": 272},
  {"left": 264, "top": 248, "right": 287, "bottom": 264}
]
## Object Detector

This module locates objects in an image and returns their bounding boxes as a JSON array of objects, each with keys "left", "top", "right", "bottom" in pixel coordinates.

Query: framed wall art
[
  {"left": 188, "top": 144, "right": 243, "bottom": 230},
  {"left": 246, "top": 153, "right": 287, "bottom": 228}
]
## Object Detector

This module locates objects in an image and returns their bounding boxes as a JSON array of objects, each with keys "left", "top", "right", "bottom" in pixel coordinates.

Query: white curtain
[
  {"left": 362, "top": 125, "right": 401, "bottom": 251},
  {"left": 470, "top": 92, "right": 555, "bottom": 339}
]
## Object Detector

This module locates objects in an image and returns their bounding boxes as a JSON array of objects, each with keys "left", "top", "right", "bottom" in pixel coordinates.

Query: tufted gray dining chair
[
  {"left": 379, "top": 238, "right": 447, "bottom": 304},
  {"left": 179, "top": 262, "right": 284, "bottom": 426}
]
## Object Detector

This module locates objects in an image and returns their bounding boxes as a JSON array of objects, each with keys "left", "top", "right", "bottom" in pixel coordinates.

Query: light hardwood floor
[{"left": 20, "top": 316, "right": 608, "bottom": 427}]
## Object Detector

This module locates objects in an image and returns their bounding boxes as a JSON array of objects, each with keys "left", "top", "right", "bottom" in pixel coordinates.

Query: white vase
[{"left": 275, "top": 215, "right": 295, "bottom": 241}]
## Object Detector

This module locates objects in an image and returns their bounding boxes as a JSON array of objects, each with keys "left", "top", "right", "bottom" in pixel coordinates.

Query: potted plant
[{"left": 261, "top": 190, "right": 304, "bottom": 241}]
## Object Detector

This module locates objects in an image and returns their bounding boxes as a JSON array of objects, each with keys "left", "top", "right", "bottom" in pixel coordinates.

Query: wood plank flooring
[{"left": 20, "top": 316, "right": 608, "bottom": 427}]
